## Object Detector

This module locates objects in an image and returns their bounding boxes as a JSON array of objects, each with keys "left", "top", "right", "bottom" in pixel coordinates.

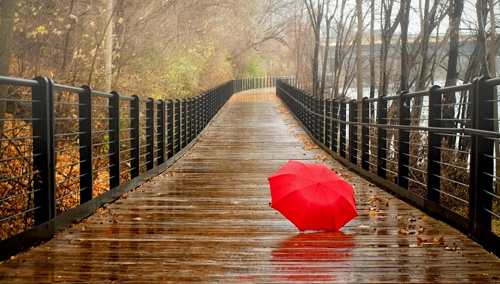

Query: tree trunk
[
  {"left": 378, "top": 0, "right": 402, "bottom": 97},
  {"left": 62, "top": 0, "right": 76, "bottom": 73},
  {"left": 369, "top": 0, "right": 375, "bottom": 109},
  {"left": 0, "top": 0, "right": 17, "bottom": 138},
  {"left": 442, "top": 0, "right": 463, "bottom": 147},
  {"left": 400, "top": 0, "right": 411, "bottom": 92},
  {"left": 458, "top": 0, "right": 488, "bottom": 153},
  {"left": 488, "top": 0, "right": 500, "bottom": 194},
  {"left": 333, "top": 0, "right": 346, "bottom": 99},
  {"left": 320, "top": 17, "right": 333, "bottom": 99},
  {"left": 105, "top": 0, "right": 114, "bottom": 92},
  {"left": 476, "top": 0, "right": 489, "bottom": 77},
  {"left": 313, "top": 4, "right": 322, "bottom": 98},
  {"left": 356, "top": 0, "right": 363, "bottom": 101},
  {"left": 411, "top": 0, "right": 443, "bottom": 125}
]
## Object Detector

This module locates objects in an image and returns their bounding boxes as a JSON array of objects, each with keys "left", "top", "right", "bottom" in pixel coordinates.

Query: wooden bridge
[{"left": 1, "top": 85, "right": 500, "bottom": 283}]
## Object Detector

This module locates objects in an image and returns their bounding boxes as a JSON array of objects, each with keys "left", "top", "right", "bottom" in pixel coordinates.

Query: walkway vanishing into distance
[{"left": 1, "top": 89, "right": 500, "bottom": 283}]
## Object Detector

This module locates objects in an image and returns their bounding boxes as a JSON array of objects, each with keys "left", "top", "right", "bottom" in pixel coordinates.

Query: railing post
[
  {"left": 298, "top": 90, "right": 304, "bottom": 124},
  {"left": 197, "top": 95, "right": 203, "bottom": 134},
  {"left": 361, "top": 97, "right": 370, "bottom": 171},
  {"left": 202, "top": 94, "right": 207, "bottom": 128},
  {"left": 340, "top": 100, "right": 347, "bottom": 159},
  {"left": 32, "top": 77, "right": 56, "bottom": 225},
  {"left": 325, "top": 99, "right": 332, "bottom": 148},
  {"left": 319, "top": 98, "right": 325, "bottom": 144},
  {"left": 292, "top": 86, "right": 297, "bottom": 116},
  {"left": 201, "top": 94, "right": 206, "bottom": 129},
  {"left": 181, "top": 99, "right": 187, "bottom": 148},
  {"left": 470, "top": 76, "right": 494, "bottom": 230},
  {"left": 398, "top": 91, "right": 410, "bottom": 189},
  {"left": 174, "top": 99, "right": 181, "bottom": 154},
  {"left": 427, "top": 86, "right": 442, "bottom": 203},
  {"left": 199, "top": 94, "right": 204, "bottom": 131},
  {"left": 166, "top": 100, "right": 174, "bottom": 160},
  {"left": 207, "top": 91, "right": 211, "bottom": 120},
  {"left": 146, "top": 98, "right": 155, "bottom": 171},
  {"left": 214, "top": 89, "right": 217, "bottom": 114},
  {"left": 212, "top": 89, "right": 216, "bottom": 114},
  {"left": 211, "top": 90, "right": 215, "bottom": 117},
  {"left": 308, "top": 95, "right": 314, "bottom": 135},
  {"left": 194, "top": 96, "right": 199, "bottom": 136},
  {"left": 377, "top": 95, "right": 387, "bottom": 179},
  {"left": 314, "top": 97, "right": 320, "bottom": 140},
  {"left": 348, "top": 99, "right": 358, "bottom": 165},
  {"left": 130, "top": 95, "right": 140, "bottom": 178},
  {"left": 109, "top": 91, "right": 121, "bottom": 188},
  {"left": 332, "top": 99, "right": 339, "bottom": 153},
  {"left": 306, "top": 95, "right": 312, "bottom": 134},
  {"left": 157, "top": 100, "right": 166, "bottom": 165},
  {"left": 79, "top": 85, "right": 93, "bottom": 203},
  {"left": 187, "top": 98, "right": 193, "bottom": 143},
  {"left": 213, "top": 90, "right": 217, "bottom": 115}
]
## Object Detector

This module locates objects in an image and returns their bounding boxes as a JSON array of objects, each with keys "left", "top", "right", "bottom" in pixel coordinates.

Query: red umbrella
[{"left": 268, "top": 161, "right": 357, "bottom": 231}]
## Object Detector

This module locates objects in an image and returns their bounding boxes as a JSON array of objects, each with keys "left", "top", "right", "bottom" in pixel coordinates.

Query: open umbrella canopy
[{"left": 268, "top": 161, "right": 357, "bottom": 231}]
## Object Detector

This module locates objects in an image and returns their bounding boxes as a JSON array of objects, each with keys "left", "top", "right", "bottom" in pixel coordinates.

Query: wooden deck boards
[{"left": 1, "top": 88, "right": 500, "bottom": 283}]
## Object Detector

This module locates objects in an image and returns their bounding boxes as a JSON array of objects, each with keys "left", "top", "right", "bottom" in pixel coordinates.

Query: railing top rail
[
  {"left": 0, "top": 75, "right": 39, "bottom": 87},
  {"left": 485, "top": 77, "right": 500, "bottom": 86},
  {"left": 436, "top": 83, "right": 472, "bottom": 94},
  {"left": 53, "top": 83, "right": 85, "bottom": 94}
]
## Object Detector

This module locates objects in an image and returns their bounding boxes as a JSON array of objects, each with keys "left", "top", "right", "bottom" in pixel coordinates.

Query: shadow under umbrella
[{"left": 271, "top": 231, "right": 355, "bottom": 282}]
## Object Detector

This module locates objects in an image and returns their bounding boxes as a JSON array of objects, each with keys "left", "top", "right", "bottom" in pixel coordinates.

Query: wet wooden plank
[{"left": 1, "top": 88, "right": 500, "bottom": 283}]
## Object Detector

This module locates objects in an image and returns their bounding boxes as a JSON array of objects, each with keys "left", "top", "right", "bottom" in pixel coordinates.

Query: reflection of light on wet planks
[{"left": 229, "top": 87, "right": 279, "bottom": 102}]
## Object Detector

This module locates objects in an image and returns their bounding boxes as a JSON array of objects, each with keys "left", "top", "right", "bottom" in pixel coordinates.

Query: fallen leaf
[
  {"left": 369, "top": 211, "right": 377, "bottom": 217},
  {"left": 422, "top": 215, "right": 429, "bottom": 222},
  {"left": 385, "top": 201, "right": 390, "bottom": 207},
  {"left": 438, "top": 236, "right": 445, "bottom": 245},
  {"left": 105, "top": 230, "right": 114, "bottom": 236},
  {"left": 398, "top": 228, "right": 416, "bottom": 235},
  {"left": 398, "top": 228, "right": 409, "bottom": 235},
  {"left": 445, "top": 246, "right": 456, "bottom": 251},
  {"left": 417, "top": 237, "right": 428, "bottom": 245},
  {"left": 417, "top": 226, "right": 426, "bottom": 234}
]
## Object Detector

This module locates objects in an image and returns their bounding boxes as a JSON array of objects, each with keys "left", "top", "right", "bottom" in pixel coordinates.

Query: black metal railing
[
  {"left": 0, "top": 75, "right": 287, "bottom": 260},
  {"left": 233, "top": 76, "right": 294, "bottom": 93},
  {"left": 277, "top": 78, "right": 500, "bottom": 256}
]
